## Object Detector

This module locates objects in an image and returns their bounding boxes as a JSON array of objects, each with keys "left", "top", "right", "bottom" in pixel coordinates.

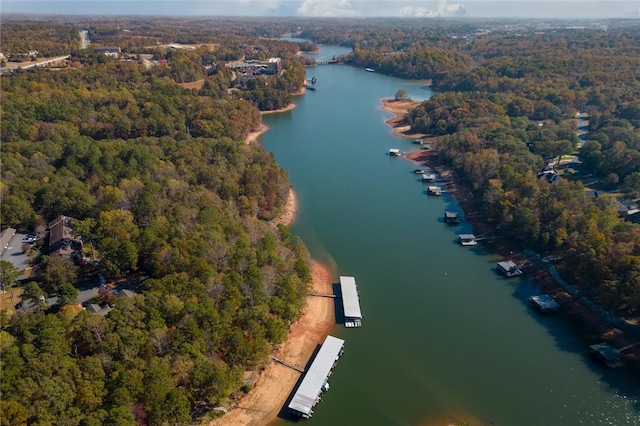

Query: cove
[{"left": 261, "top": 44, "right": 640, "bottom": 425}]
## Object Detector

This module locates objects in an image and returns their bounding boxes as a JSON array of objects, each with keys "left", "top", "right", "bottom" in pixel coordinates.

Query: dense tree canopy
[{"left": 1, "top": 19, "right": 311, "bottom": 425}]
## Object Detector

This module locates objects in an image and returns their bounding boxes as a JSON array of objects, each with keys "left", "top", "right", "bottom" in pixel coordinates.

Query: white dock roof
[
  {"left": 288, "top": 335, "right": 345, "bottom": 417},
  {"left": 340, "top": 276, "right": 362, "bottom": 319}
]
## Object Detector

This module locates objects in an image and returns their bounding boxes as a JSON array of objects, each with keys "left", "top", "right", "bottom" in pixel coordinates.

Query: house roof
[
  {"left": 340, "top": 276, "right": 362, "bottom": 320},
  {"left": 288, "top": 335, "right": 344, "bottom": 417},
  {"left": 48, "top": 215, "right": 82, "bottom": 257}
]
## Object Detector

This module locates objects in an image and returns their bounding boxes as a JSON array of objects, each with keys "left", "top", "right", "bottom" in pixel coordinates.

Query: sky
[{"left": 2, "top": 0, "right": 640, "bottom": 19}]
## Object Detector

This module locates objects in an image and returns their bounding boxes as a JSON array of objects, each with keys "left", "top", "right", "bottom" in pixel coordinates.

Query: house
[
  {"left": 444, "top": 211, "right": 461, "bottom": 224},
  {"left": 497, "top": 260, "right": 522, "bottom": 277},
  {"left": 94, "top": 47, "right": 121, "bottom": 58},
  {"left": 48, "top": 215, "right": 83, "bottom": 260},
  {"left": 538, "top": 170, "right": 562, "bottom": 186}
]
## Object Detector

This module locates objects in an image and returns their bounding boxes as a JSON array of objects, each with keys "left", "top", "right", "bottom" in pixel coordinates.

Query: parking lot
[{"left": 0, "top": 232, "right": 31, "bottom": 279}]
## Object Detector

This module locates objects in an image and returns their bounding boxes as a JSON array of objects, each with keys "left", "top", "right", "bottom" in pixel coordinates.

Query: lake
[{"left": 261, "top": 43, "right": 640, "bottom": 426}]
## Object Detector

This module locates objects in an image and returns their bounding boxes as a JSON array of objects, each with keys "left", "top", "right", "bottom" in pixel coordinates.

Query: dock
[
  {"left": 309, "top": 291, "right": 336, "bottom": 298},
  {"left": 497, "top": 260, "right": 522, "bottom": 277},
  {"left": 427, "top": 186, "right": 442, "bottom": 196},
  {"left": 271, "top": 355, "right": 305, "bottom": 373},
  {"left": 288, "top": 335, "right": 345, "bottom": 418},
  {"left": 340, "top": 276, "right": 363, "bottom": 327},
  {"left": 457, "top": 234, "right": 478, "bottom": 246}
]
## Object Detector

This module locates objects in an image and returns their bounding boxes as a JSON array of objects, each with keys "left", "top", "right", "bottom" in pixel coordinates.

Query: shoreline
[
  {"left": 213, "top": 96, "right": 337, "bottom": 426},
  {"left": 381, "top": 98, "right": 640, "bottom": 361},
  {"left": 381, "top": 98, "right": 429, "bottom": 140},
  {"left": 244, "top": 89, "right": 304, "bottom": 145}
]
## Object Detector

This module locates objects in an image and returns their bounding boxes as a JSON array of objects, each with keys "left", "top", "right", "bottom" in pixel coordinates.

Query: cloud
[
  {"left": 297, "top": 0, "right": 361, "bottom": 17},
  {"left": 399, "top": 0, "right": 467, "bottom": 17}
]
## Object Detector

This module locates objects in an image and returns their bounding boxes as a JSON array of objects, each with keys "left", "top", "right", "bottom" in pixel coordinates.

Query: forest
[
  {"left": 1, "top": 18, "right": 310, "bottom": 425},
  {"left": 1, "top": 15, "right": 640, "bottom": 425}
]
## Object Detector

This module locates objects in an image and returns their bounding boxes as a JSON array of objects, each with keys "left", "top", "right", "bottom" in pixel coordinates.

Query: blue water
[{"left": 261, "top": 44, "right": 640, "bottom": 426}]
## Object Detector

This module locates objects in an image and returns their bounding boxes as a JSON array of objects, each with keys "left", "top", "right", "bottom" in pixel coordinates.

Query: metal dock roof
[
  {"left": 288, "top": 335, "right": 345, "bottom": 417},
  {"left": 340, "top": 276, "right": 362, "bottom": 319}
]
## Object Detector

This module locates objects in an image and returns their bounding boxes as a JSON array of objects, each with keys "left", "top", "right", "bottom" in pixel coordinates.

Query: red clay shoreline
[{"left": 381, "top": 98, "right": 640, "bottom": 362}]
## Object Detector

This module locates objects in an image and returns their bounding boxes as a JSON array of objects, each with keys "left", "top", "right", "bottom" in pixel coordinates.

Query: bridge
[{"left": 315, "top": 59, "right": 339, "bottom": 65}]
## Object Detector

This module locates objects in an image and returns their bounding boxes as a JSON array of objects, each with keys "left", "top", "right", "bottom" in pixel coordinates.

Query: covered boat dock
[
  {"left": 529, "top": 294, "right": 560, "bottom": 312},
  {"left": 497, "top": 260, "right": 522, "bottom": 277},
  {"left": 288, "top": 335, "right": 345, "bottom": 418},
  {"left": 457, "top": 234, "right": 478, "bottom": 246},
  {"left": 340, "top": 276, "right": 363, "bottom": 327},
  {"left": 589, "top": 343, "right": 624, "bottom": 368}
]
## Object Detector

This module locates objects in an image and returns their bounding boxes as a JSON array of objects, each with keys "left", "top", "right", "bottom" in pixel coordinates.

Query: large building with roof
[
  {"left": 288, "top": 335, "right": 345, "bottom": 418},
  {"left": 48, "top": 215, "right": 82, "bottom": 260}
]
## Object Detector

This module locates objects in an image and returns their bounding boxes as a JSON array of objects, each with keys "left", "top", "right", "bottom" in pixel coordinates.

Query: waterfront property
[
  {"left": 444, "top": 211, "right": 461, "bottom": 224},
  {"left": 497, "top": 260, "right": 522, "bottom": 277},
  {"left": 427, "top": 186, "right": 442, "bottom": 196},
  {"left": 340, "top": 276, "right": 363, "bottom": 328},
  {"left": 589, "top": 343, "right": 624, "bottom": 368},
  {"left": 288, "top": 335, "right": 345, "bottom": 418},
  {"left": 529, "top": 294, "right": 560, "bottom": 313},
  {"left": 457, "top": 234, "right": 478, "bottom": 246},
  {"left": 389, "top": 148, "right": 401, "bottom": 156}
]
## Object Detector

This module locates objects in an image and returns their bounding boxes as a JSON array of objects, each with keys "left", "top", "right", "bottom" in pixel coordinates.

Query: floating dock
[
  {"left": 497, "top": 260, "right": 522, "bottom": 277},
  {"left": 288, "top": 335, "right": 345, "bottom": 418},
  {"left": 529, "top": 294, "right": 560, "bottom": 313},
  {"left": 340, "top": 276, "right": 363, "bottom": 328},
  {"left": 457, "top": 234, "right": 478, "bottom": 246},
  {"left": 444, "top": 211, "right": 461, "bottom": 224}
]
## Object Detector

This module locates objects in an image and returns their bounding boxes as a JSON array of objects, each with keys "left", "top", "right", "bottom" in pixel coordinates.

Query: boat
[
  {"left": 365, "top": 68, "right": 375, "bottom": 72},
  {"left": 389, "top": 148, "right": 401, "bottom": 156},
  {"left": 457, "top": 234, "right": 477, "bottom": 246},
  {"left": 421, "top": 173, "right": 437, "bottom": 182},
  {"left": 413, "top": 169, "right": 426, "bottom": 174}
]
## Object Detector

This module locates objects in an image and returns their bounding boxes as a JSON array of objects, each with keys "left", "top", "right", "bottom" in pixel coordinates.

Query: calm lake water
[{"left": 261, "top": 44, "right": 640, "bottom": 426}]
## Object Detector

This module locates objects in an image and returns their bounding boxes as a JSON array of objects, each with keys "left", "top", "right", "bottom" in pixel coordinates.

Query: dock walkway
[
  {"left": 309, "top": 291, "right": 336, "bottom": 298},
  {"left": 271, "top": 355, "right": 305, "bottom": 373}
]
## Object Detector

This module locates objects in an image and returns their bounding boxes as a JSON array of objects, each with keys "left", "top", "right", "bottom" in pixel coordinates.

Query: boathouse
[
  {"left": 589, "top": 343, "right": 624, "bottom": 368},
  {"left": 444, "top": 211, "right": 461, "bottom": 224},
  {"left": 427, "top": 186, "right": 441, "bottom": 196},
  {"left": 288, "top": 335, "right": 345, "bottom": 418},
  {"left": 422, "top": 173, "right": 437, "bottom": 182},
  {"left": 340, "top": 276, "right": 363, "bottom": 328},
  {"left": 497, "top": 260, "right": 522, "bottom": 277},
  {"left": 529, "top": 294, "right": 560, "bottom": 312},
  {"left": 457, "top": 234, "right": 477, "bottom": 246}
]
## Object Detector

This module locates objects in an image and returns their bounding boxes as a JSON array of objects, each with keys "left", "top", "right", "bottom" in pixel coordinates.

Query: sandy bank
[
  {"left": 208, "top": 260, "right": 335, "bottom": 426},
  {"left": 381, "top": 98, "right": 428, "bottom": 140}
]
